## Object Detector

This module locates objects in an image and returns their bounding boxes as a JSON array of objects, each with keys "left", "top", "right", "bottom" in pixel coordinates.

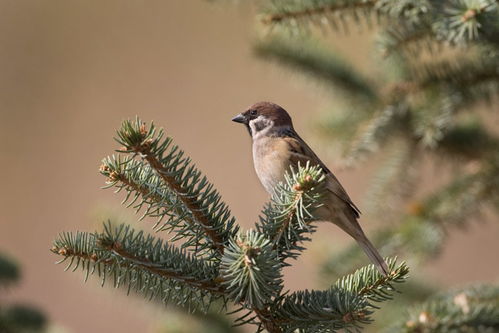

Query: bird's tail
[
  {"left": 355, "top": 234, "right": 389, "bottom": 276},
  {"left": 333, "top": 211, "right": 390, "bottom": 276}
]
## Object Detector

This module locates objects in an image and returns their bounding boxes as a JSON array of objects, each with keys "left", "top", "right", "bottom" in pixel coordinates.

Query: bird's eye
[{"left": 250, "top": 110, "right": 257, "bottom": 116}]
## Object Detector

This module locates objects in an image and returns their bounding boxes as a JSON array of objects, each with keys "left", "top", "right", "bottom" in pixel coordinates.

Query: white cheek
[{"left": 249, "top": 116, "right": 273, "bottom": 138}]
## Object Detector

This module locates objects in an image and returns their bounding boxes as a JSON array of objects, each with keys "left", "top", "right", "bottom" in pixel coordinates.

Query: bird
[{"left": 232, "top": 101, "right": 389, "bottom": 276}]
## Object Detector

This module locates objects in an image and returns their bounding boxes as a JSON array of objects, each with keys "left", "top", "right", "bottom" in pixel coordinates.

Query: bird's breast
[{"left": 252, "top": 137, "right": 292, "bottom": 194}]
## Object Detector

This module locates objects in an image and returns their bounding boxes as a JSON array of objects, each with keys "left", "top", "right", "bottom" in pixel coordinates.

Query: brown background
[{"left": 1, "top": 1, "right": 498, "bottom": 332}]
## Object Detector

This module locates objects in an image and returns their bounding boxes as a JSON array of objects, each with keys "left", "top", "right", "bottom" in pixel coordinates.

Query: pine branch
[
  {"left": 363, "top": 137, "right": 418, "bottom": 218},
  {"left": 373, "top": 51, "right": 499, "bottom": 107},
  {"left": 412, "top": 95, "right": 460, "bottom": 148},
  {"left": 376, "top": 0, "right": 432, "bottom": 21},
  {"left": 0, "top": 253, "right": 48, "bottom": 333},
  {"left": 382, "top": 0, "right": 499, "bottom": 47},
  {"left": 375, "top": 1, "right": 499, "bottom": 55},
  {"left": 51, "top": 222, "right": 224, "bottom": 312},
  {"left": 315, "top": 102, "right": 377, "bottom": 146},
  {"left": 421, "top": 158, "right": 499, "bottom": 228},
  {"left": 433, "top": 0, "right": 499, "bottom": 44},
  {"left": 273, "top": 258, "right": 409, "bottom": 331},
  {"left": 51, "top": 224, "right": 284, "bottom": 330},
  {"left": 0, "top": 253, "right": 20, "bottom": 287},
  {"left": 256, "top": 163, "right": 326, "bottom": 263},
  {"left": 344, "top": 103, "right": 410, "bottom": 165},
  {"left": 100, "top": 156, "right": 211, "bottom": 254},
  {"left": 276, "top": 289, "right": 370, "bottom": 332},
  {"left": 220, "top": 230, "right": 283, "bottom": 309},
  {"left": 438, "top": 120, "right": 499, "bottom": 160},
  {"left": 220, "top": 226, "right": 287, "bottom": 331},
  {"left": 260, "top": 0, "right": 432, "bottom": 30},
  {"left": 377, "top": 24, "right": 437, "bottom": 57},
  {"left": 254, "top": 35, "right": 379, "bottom": 103},
  {"left": 343, "top": 258, "right": 409, "bottom": 301},
  {"left": 398, "top": 284, "right": 499, "bottom": 332},
  {"left": 339, "top": 53, "right": 498, "bottom": 159},
  {"left": 406, "top": 51, "right": 499, "bottom": 110},
  {"left": 109, "top": 118, "right": 239, "bottom": 256},
  {"left": 261, "top": 0, "right": 378, "bottom": 25},
  {"left": 412, "top": 53, "right": 499, "bottom": 93},
  {"left": 0, "top": 305, "right": 47, "bottom": 333}
]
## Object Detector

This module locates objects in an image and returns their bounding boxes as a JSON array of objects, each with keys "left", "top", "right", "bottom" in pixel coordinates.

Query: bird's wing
[{"left": 281, "top": 131, "right": 361, "bottom": 218}]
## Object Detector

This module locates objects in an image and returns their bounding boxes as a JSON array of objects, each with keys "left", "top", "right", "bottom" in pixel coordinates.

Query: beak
[{"left": 231, "top": 113, "right": 246, "bottom": 124}]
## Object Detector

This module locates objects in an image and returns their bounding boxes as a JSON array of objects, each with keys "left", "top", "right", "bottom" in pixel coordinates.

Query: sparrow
[{"left": 232, "top": 101, "right": 389, "bottom": 276}]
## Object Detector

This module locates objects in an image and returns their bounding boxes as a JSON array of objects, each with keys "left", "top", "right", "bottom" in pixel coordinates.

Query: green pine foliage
[
  {"left": 275, "top": 259, "right": 408, "bottom": 332},
  {"left": 396, "top": 285, "right": 499, "bottom": 332},
  {"left": 53, "top": 223, "right": 223, "bottom": 312},
  {"left": 106, "top": 119, "right": 240, "bottom": 257},
  {"left": 242, "top": 0, "right": 499, "bottom": 332},
  {"left": 256, "top": 163, "right": 325, "bottom": 263},
  {"left": 221, "top": 230, "right": 283, "bottom": 309},
  {"left": 51, "top": 118, "right": 408, "bottom": 332}
]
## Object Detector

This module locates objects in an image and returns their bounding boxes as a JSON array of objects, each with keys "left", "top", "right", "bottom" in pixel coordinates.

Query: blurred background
[{"left": 1, "top": 1, "right": 498, "bottom": 332}]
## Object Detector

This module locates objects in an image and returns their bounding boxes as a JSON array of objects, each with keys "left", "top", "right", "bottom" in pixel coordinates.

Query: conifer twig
[
  {"left": 262, "top": 0, "right": 378, "bottom": 25},
  {"left": 99, "top": 161, "right": 196, "bottom": 231},
  {"left": 100, "top": 241, "right": 224, "bottom": 293},
  {"left": 253, "top": 308, "right": 283, "bottom": 333},
  {"left": 136, "top": 145, "right": 225, "bottom": 253},
  {"left": 114, "top": 119, "right": 233, "bottom": 255}
]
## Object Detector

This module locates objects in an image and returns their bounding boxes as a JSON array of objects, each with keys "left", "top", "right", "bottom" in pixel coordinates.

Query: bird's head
[{"left": 232, "top": 101, "right": 293, "bottom": 137}]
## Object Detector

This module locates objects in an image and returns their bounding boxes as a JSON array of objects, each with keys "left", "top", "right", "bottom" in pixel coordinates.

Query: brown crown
[{"left": 245, "top": 101, "right": 293, "bottom": 127}]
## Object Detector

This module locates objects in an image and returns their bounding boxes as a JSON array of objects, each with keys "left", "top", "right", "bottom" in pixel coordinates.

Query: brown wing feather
[{"left": 282, "top": 133, "right": 361, "bottom": 218}]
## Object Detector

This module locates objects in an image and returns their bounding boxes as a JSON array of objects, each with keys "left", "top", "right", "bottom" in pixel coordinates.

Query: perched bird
[{"left": 232, "top": 101, "right": 389, "bottom": 276}]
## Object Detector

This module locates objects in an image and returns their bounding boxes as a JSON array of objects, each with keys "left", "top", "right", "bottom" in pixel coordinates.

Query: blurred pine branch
[{"left": 0, "top": 253, "right": 48, "bottom": 333}]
